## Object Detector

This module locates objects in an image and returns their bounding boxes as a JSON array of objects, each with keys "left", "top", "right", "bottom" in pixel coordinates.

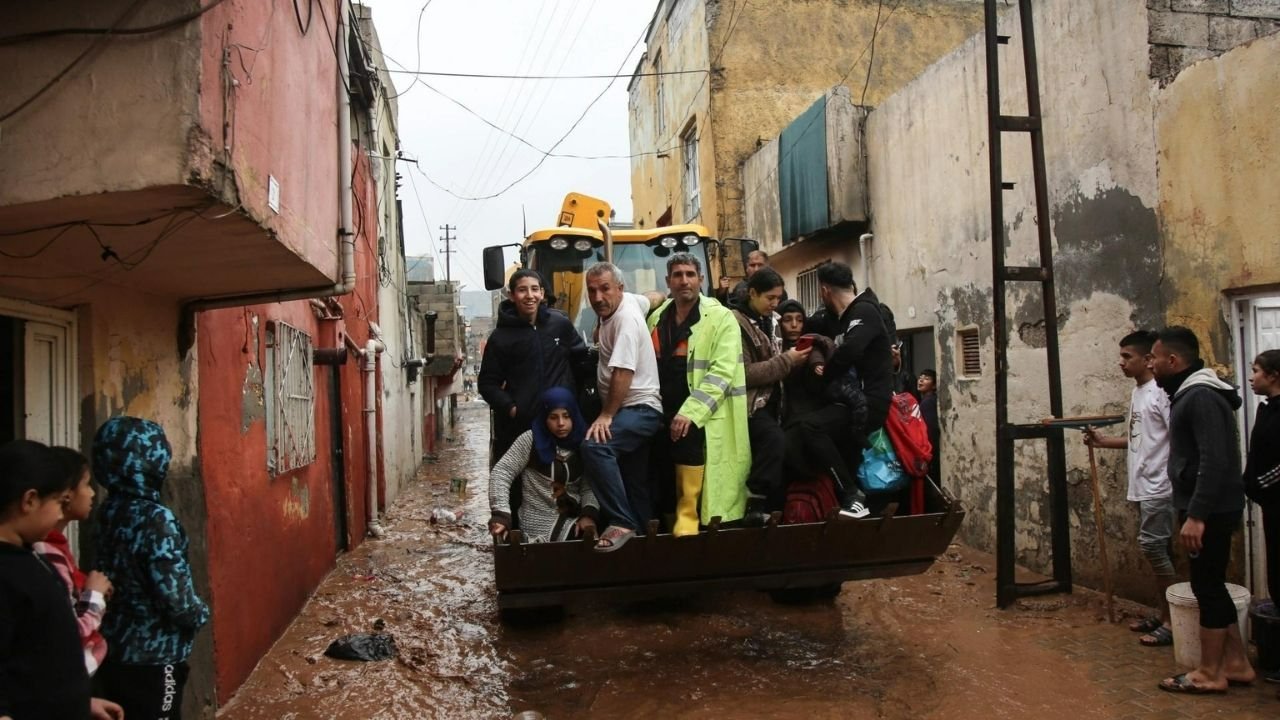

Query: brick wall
[
  {"left": 411, "top": 281, "right": 463, "bottom": 375},
  {"left": 1149, "top": 0, "right": 1280, "bottom": 84}
]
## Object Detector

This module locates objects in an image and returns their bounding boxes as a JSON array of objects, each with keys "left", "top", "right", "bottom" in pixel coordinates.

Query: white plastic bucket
[{"left": 1165, "top": 582, "right": 1251, "bottom": 668}]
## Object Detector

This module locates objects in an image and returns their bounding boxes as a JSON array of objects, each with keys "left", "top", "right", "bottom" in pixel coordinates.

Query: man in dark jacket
[
  {"left": 479, "top": 270, "right": 588, "bottom": 467},
  {"left": 790, "top": 261, "right": 892, "bottom": 519},
  {"left": 1150, "top": 326, "right": 1254, "bottom": 695}
]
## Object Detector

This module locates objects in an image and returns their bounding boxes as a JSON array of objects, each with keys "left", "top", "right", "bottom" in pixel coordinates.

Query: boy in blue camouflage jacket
[{"left": 94, "top": 417, "right": 209, "bottom": 720}]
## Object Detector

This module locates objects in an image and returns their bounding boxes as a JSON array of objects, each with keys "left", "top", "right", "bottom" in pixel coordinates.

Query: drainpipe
[
  {"left": 364, "top": 321, "right": 386, "bottom": 538},
  {"left": 183, "top": 0, "right": 356, "bottom": 314},
  {"left": 859, "top": 233, "right": 873, "bottom": 292}
]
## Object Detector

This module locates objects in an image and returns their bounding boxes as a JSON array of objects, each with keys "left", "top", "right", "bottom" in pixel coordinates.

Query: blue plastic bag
[{"left": 857, "top": 429, "right": 908, "bottom": 495}]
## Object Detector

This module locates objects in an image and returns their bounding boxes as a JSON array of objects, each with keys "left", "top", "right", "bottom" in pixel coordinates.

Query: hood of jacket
[
  {"left": 1174, "top": 367, "right": 1244, "bottom": 410},
  {"left": 93, "top": 416, "right": 171, "bottom": 501}
]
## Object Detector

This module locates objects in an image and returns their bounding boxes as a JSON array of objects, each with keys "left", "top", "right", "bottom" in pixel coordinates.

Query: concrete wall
[
  {"left": 0, "top": 1, "right": 199, "bottom": 205},
  {"left": 0, "top": 0, "right": 342, "bottom": 281},
  {"left": 864, "top": 0, "right": 1167, "bottom": 600},
  {"left": 742, "top": 86, "right": 869, "bottom": 260},
  {"left": 1156, "top": 31, "right": 1280, "bottom": 362}
]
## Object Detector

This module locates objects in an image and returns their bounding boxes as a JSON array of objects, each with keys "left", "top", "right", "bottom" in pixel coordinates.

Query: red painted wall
[
  {"left": 197, "top": 0, "right": 342, "bottom": 270},
  {"left": 197, "top": 149, "right": 381, "bottom": 701}
]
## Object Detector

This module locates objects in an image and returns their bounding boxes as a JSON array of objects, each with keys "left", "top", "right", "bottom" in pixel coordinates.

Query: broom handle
[{"left": 1087, "top": 442, "right": 1115, "bottom": 622}]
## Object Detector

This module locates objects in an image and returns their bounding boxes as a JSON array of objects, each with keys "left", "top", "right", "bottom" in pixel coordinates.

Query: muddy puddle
[{"left": 220, "top": 404, "right": 1269, "bottom": 719}]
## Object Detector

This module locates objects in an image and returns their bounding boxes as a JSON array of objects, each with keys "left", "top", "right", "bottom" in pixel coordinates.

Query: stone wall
[{"left": 1148, "top": 0, "right": 1280, "bottom": 84}]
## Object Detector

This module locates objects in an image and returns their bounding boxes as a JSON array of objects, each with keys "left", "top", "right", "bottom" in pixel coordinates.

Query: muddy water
[{"left": 217, "top": 404, "right": 1134, "bottom": 720}]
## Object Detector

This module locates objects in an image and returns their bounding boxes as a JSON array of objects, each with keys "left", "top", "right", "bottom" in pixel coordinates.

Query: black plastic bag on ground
[{"left": 324, "top": 633, "right": 398, "bottom": 661}]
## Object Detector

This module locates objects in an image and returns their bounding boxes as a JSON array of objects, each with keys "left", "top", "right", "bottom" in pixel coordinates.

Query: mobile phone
[{"left": 795, "top": 336, "right": 814, "bottom": 351}]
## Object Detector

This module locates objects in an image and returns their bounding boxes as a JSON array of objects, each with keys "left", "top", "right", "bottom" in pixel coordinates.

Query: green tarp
[{"left": 779, "top": 95, "right": 828, "bottom": 244}]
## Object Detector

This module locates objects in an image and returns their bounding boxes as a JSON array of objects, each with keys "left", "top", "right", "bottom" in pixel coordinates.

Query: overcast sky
[{"left": 359, "top": 0, "right": 657, "bottom": 292}]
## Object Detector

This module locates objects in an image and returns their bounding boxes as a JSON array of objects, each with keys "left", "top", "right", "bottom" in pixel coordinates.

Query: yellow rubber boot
[{"left": 673, "top": 464, "right": 704, "bottom": 537}]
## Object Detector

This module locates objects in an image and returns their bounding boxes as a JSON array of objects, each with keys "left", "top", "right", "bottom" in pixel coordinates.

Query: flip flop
[
  {"left": 593, "top": 527, "right": 635, "bottom": 553},
  {"left": 1139, "top": 626, "right": 1173, "bottom": 647},
  {"left": 1157, "top": 673, "right": 1227, "bottom": 695},
  {"left": 1129, "top": 616, "right": 1161, "bottom": 633}
]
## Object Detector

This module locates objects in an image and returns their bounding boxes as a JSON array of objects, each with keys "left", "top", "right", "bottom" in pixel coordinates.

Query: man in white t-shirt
[
  {"left": 580, "top": 262, "right": 665, "bottom": 552},
  {"left": 1086, "top": 330, "right": 1175, "bottom": 647}
]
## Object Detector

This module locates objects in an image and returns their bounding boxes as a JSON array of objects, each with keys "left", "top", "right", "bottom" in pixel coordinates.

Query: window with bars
[
  {"left": 265, "top": 321, "right": 316, "bottom": 475},
  {"left": 957, "top": 326, "right": 982, "bottom": 379},
  {"left": 681, "top": 122, "right": 700, "bottom": 221},
  {"left": 796, "top": 264, "right": 823, "bottom": 314}
]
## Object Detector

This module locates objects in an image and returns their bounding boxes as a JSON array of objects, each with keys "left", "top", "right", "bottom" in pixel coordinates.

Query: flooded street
[{"left": 219, "top": 404, "right": 1275, "bottom": 720}]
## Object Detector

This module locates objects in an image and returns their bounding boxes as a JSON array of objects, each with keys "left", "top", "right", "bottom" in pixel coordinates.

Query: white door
[
  {"left": 24, "top": 320, "right": 69, "bottom": 446},
  {"left": 1242, "top": 297, "right": 1280, "bottom": 600}
]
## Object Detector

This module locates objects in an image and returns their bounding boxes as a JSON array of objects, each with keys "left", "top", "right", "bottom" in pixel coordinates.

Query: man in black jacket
[
  {"left": 479, "top": 270, "right": 588, "bottom": 467},
  {"left": 1150, "top": 326, "right": 1254, "bottom": 694},
  {"left": 804, "top": 261, "right": 893, "bottom": 518},
  {"left": 818, "top": 262, "right": 895, "bottom": 439}
]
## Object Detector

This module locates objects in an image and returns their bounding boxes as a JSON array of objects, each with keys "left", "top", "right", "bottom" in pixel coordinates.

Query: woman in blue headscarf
[{"left": 488, "top": 387, "right": 599, "bottom": 543}]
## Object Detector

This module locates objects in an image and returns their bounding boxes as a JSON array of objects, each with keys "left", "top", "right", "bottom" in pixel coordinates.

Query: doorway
[
  {"left": 328, "top": 366, "right": 349, "bottom": 554},
  {"left": 1236, "top": 294, "right": 1280, "bottom": 601}
]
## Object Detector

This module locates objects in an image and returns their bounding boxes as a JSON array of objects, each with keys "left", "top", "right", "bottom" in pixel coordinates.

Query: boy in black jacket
[
  {"left": 0, "top": 439, "right": 122, "bottom": 720},
  {"left": 1150, "top": 327, "right": 1254, "bottom": 695}
]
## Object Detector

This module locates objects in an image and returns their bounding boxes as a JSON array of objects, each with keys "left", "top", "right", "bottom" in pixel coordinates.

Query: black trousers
[
  {"left": 1187, "top": 512, "right": 1241, "bottom": 629},
  {"left": 784, "top": 405, "right": 864, "bottom": 504},
  {"left": 99, "top": 660, "right": 189, "bottom": 720},
  {"left": 747, "top": 409, "right": 786, "bottom": 509}
]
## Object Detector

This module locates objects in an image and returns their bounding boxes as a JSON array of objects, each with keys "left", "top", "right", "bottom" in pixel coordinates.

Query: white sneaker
[{"left": 839, "top": 499, "right": 870, "bottom": 519}]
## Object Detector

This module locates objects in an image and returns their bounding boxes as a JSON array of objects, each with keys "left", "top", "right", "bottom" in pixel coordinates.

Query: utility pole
[{"left": 438, "top": 224, "right": 456, "bottom": 283}]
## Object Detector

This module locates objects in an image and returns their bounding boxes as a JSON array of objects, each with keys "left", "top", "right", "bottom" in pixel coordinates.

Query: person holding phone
[{"left": 732, "top": 269, "right": 811, "bottom": 525}]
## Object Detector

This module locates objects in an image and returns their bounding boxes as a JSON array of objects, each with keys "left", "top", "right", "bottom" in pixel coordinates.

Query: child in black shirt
[{"left": 0, "top": 439, "right": 122, "bottom": 720}]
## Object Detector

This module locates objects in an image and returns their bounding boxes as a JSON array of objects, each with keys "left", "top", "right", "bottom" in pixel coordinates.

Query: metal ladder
[{"left": 983, "top": 0, "right": 1072, "bottom": 608}]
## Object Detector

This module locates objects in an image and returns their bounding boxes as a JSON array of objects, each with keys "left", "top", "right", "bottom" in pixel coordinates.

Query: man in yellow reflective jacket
[{"left": 648, "top": 252, "right": 751, "bottom": 536}]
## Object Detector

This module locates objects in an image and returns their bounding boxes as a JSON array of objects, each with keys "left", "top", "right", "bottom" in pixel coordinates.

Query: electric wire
[
  {"left": 0, "top": 0, "right": 232, "bottom": 46},
  {"left": 382, "top": 68, "right": 709, "bottom": 80},
  {"left": 449, "top": 0, "right": 569, "bottom": 225},
  {"left": 408, "top": 23, "right": 648, "bottom": 203},
  {"left": 738, "top": 0, "right": 905, "bottom": 214},
  {"left": 454, "top": 0, "right": 597, "bottom": 234},
  {"left": 0, "top": 0, "right": 149, "bottom": 123}
]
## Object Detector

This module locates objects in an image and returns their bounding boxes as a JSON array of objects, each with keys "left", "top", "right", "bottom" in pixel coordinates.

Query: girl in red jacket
[{"left": 33, "top": 447, "right": 111, "bottom": 676}]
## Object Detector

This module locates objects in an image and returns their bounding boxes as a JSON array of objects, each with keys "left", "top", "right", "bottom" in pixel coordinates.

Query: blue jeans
[{"left": 581, "top": 404, "right": 662, "bottom": 531}]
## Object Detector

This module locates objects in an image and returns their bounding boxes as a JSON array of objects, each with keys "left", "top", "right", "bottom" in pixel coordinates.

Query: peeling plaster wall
[
  {"left": 194, "top": 152, "right": 381, "bottom": 702},
  {"left": 629, "top": 0, "right": 712, "bottom": 230},
  {"left": 865, "top": 0, "right": 1167, "bottom": 600},
  {"left": 1156, "top": 32, "right": 1280, "bottom": 367},
  {"left": 75, "top": 288, "right": 213, "bottom": 718},
  {"left": 628, "top": 0, "right": 985, "bottom": 239}
]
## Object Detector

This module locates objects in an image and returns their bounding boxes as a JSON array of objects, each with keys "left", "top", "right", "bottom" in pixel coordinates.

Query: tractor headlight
[
  {"left": 659, "top": 236, "right": 679, "bottom": 248},
  {"left": 573, "top": 239, "right": 593, "bottom": 252},
  {"left": 549, "top": 238, "right": 569, "bottom": 250},
  {"left": 681, "top": 234, "right": 701, "bottom": 246}
]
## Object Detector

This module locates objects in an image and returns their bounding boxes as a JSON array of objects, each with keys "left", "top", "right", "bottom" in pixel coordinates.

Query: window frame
[
  {"left": 265, "top": 320, "right": 317, "bottom": 475},
  {"left": 681, "top": 120, "right": 700, "bottom": 221}
]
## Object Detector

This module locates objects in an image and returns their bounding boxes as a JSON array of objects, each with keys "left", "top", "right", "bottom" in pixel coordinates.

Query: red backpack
[
  {"left": 884, "top": 392, "right": 933, "bottom": 478},
  {"left": 782, "top": 473, "right": 840, "bottom": 524}
]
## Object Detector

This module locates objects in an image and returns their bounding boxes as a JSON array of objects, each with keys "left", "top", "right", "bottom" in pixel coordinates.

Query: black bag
[{"left": 324, "top": 633, "right": 398, "bottom": 662}]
